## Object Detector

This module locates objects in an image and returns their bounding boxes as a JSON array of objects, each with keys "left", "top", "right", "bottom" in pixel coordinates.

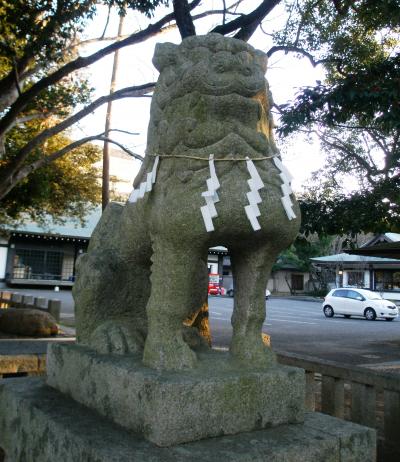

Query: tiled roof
[
  {"left": 11, "top": 207, "right": 102, "bottom": 239},
  {"left": 311, "top": 253, "right": 400, "bottom": 264},
  {"left": 385, "top": 232, "right": 400, "bottom": 242}
]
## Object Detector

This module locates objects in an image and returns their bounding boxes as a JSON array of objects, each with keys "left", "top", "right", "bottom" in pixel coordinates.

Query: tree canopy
[
  {"left": 274, "top": 0, "right": 400, "bottom": 236},
  {"left": 0, "top": 133, "right": 101, "bottom": 225},
  {"left": 0, "top": 0, "right": 168, "bottom": 222}
]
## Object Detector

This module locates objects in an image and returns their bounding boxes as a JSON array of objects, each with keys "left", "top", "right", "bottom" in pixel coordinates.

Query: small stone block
[{"left": 47, "top": 343, "right": 305, "bottom": 446}]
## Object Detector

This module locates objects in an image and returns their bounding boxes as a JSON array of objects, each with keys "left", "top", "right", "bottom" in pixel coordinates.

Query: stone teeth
[
  {"left": 200, "top": 155, "right": 220, "bottom": 232},
  {"left": 274, "top": 157, "right": 296, "bottom": 221},
  {"left": 244, "top": 157, "right": 264, "bottom": 231}
]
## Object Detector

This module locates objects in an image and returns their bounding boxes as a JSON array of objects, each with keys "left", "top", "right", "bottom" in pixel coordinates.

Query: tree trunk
[
  {"left": 173, "top": 0, "right": 196, "bottom": 38},
  {"left": 102, "top": 14, "right": 124, "bottom": 211}
]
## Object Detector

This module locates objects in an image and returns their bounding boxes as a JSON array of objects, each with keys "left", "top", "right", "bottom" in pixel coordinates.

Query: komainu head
[
  {"left": 147, "top": 34, "right": 276, "bottom": 159},
  {"left": 153, "top": 33, "right": 268, "bottom": 106}
]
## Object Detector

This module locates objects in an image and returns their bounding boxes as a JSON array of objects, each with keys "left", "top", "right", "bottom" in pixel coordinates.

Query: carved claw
[{"left": 89, "top": 320, "right": 146, "bottom": 355}]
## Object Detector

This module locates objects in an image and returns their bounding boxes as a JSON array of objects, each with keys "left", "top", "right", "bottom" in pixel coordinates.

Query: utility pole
[{"left": 102, "top": 14, "right": 124, "bottom": 210}]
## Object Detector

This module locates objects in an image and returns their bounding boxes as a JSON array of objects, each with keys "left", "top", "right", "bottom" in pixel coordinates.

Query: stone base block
[
  {"left": 46, "top": 344, "right": 305, "bottom": 446},
  {"left": 0, "top": 377, "right": 376, "bottom": 462}
]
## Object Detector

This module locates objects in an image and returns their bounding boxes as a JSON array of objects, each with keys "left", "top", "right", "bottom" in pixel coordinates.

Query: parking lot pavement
[
  {"left": 209, "top": 296, "right": 400, "bottom": 367},
  {"left": 2, "top": 289, "right": 400, "bottom": 367}
]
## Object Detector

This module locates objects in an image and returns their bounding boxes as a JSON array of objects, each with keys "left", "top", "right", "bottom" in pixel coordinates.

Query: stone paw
[
  {"left": 143, "top": 334, "right": 197, "bottom": 371},
  {"left": 89, "top": 320, "right": 146, "bottom": 355}
]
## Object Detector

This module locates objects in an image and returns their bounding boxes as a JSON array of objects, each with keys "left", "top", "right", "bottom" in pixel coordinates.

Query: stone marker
[
  {"left": 10, "top": 293, "right": 22, "bottom": 308},
  {"left": 0, "top": 308, "right": 58, "bottom": 337},
  {"left": 21, "top": 294, "right": 34, "bottom": 308},
  {"left": 47, "top": 299, "right": 61, "bottom": 322}
]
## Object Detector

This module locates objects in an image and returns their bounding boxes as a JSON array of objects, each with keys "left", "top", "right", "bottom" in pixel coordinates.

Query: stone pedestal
[
  {"left": 0, "top": 377, "right": 376, "bottom": 462},
  {"left": 46, "top": 344, "right": 305, "bottom": 446}
]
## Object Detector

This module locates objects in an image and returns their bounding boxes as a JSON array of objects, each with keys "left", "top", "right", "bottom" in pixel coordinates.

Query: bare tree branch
[
  {"left": 0, "top": 113, "right": 51, "bottom": 140},
  {"left": 5, "top": 133, "right": 144, "bottom": 199},
  {"left": 75, "top": 25, "right": 176, "bottom": 47},
  {"left": 99, "top": 137, "right": 144, "bottom": 161},
  {"left": 29, "top": 82, "right": 155, "bottom": 156},
  {"left": 106, "top": 128, "right": 140, "bottom": 136},
  {"left": 74, "top": 3, "right": 241, "bottom": 50},
  {"left": 101, "top": 5, "right": 113, "bottom": 40},
  {"left": 211, "top": 0, "right": 282, "bottom": 42},
  {"left": 0, "top": 82, "right": 155, "bottom": 200},
  {"left": 222, "top": 0, "right": 227, "bottom": 25},
  {"left": 235, "top": 0, "right": 282, "bottom": 41},
  {"left": 12, "top": 57, "right": 22, "bottom": 96},
  {"left": 0, "top": 0, "right": 202, "bottom": 138},
  {"left": 267, "top": 45, "right": 327, "bottom": 67},
  {"left": 317, "top": 131, "right": 380, "bottom": 180},
  {"left": 360, "top": 131, "right": 379, "bottom": 171},
  {"left": 173, "top": 0, "right": 197, "bottom": 38},
  {"left": 15, "top": 113, "right": 49, "bottom": 124},
  {"left": 0, "top": 2, "right": 75, "bottom": 102}
]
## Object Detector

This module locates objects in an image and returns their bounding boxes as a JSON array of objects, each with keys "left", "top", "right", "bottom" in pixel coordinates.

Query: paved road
[
  {"left": 4, "top": 288, "right": 400, "bottom": 368},
  {"left": 209, "top": 296, "right": 400, "bottom": 368}
]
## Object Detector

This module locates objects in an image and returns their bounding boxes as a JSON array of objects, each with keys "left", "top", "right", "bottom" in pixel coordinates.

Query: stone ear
[
  {"left": 255, "top": 50, "right": 268, "bottom": 73},
  {"left": 152, "top": 42, "right": 179, "bottom": 72}
]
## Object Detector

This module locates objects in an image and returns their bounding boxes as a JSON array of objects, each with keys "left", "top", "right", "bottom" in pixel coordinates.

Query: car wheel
[
  {"left": 344, "top": 315, "right": 351, "bottom": 318},
  {"left": 323, "top": 305, "right": 334, "bottom": 318},
  {"left": 364, "top": 308, "right": 376, "bottom": 321},
  {"left": 385, "top": 317, "right": 395, "bottom": 321},
  {"left": 227, "top": 289, "right": 234, "bottom": 297}
]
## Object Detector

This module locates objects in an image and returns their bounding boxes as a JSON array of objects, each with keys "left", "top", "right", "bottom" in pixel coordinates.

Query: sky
[{"left": 74, "top": 1, "right": 327, "bottom": 193}]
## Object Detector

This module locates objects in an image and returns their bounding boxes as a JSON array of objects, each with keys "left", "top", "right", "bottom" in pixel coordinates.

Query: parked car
[
  {"left": 322, "top": 288, "right": 399, "bottom": 321},
  {"left": 227, "top": 288, "right": 271, "bottom": 299},
  {"left": 208, "top": 273, "right": 221, "bottom": 295}
]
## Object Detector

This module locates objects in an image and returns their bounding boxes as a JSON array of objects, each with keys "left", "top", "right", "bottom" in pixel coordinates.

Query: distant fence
[
  {"left": 277, "top": 351, "right": 400, "bottom": 462},
  {"left": 0, "top": 291, "right": 61, "bottom": 322}
]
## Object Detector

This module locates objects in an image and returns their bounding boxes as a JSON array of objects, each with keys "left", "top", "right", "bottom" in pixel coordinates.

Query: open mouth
[{"left": 202, "top": 81, "right": 264, "bottom": 96}]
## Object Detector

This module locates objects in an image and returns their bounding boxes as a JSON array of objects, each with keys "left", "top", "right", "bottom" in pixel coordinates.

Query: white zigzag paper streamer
[
  {"left": 200, "top": 154, "right": 220, "bottom": 232},
  {"left": 244, "top": 157, "right": 264, "bottom": 231},
  {"left": 128, "top": 156, "right": 159, "bottom": 204},
  {"left": 273, "top": 157, "right": 296, "bottom": 220}
]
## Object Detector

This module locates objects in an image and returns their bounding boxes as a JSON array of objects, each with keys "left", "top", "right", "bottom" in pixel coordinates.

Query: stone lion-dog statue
[{"left": 73, "top": 33, "right": 300, "bottom": 371}]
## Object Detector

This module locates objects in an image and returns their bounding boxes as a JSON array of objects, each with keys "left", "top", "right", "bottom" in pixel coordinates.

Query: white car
[{"left": 322, "top": 288, "right": 399, "bottom": 321}]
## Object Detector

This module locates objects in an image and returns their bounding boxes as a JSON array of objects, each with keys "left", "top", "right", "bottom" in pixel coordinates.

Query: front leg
[
  {"left": 143, "top": 239, "right": 208, "bottom": 371},
  {"left": 230, "top": 244, "right": 277, "bottom": 368}
]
